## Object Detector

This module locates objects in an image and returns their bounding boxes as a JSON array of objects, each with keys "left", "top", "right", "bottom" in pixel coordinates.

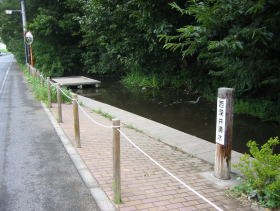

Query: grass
[
  {"left": 0, "top": 49, "right": 9, "bottom": 53},
  {"left": 121, "top": 70, "right": 195, "bottom": 89},
  {"left": 122, "top": 71, "right": 163, "bottom": 88},
  {"left": 22, "top": 65, "right": 72, "bottom": 104},
  {"left": 234, "top": 99, "right": 280, "bottom": 122},
  {"left": 92, "top": 109, "right": 115, "bottom": 120},
  {"left": 91, "top": 109, "right": 146, "bottom": 134},
  {"left": 124, "top": 124, "right": 144, "bottom": 134}
]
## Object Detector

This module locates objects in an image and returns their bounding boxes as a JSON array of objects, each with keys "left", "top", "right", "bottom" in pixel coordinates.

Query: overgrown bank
[
  {"left": 20, "top": 64, "right": 72, "bottom": 104},
  {"left": 122, "top": 72, "right": 280, "bottom": 123},
  {"left": 0, "top": 0, "right": 279, "bottom": 123}
]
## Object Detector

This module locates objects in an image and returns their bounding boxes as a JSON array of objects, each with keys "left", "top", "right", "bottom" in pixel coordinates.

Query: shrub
[{"left": 232, "top": 137, "right": 280, "bottom": 208}]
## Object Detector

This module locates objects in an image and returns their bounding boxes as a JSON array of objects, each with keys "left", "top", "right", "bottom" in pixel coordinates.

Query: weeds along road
[{"left": 0, "top": 55, "right": 98, "bottom": 210}]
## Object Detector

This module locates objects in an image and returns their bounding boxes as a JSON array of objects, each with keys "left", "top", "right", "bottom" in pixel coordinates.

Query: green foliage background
[{"left": 0, "top": 0, "right": 279, "bottom": 122}]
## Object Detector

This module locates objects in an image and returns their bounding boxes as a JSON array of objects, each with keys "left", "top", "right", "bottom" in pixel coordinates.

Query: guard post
[
  {"left": 73, "top": 94, "right": 81, "bottom": 148},
  {"left": 57, "top": 84, "right": 62, "bottom": 123}
]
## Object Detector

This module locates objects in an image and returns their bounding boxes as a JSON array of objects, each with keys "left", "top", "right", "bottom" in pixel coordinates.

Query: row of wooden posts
[
  {"left": 27, "top": 65, "right": 234, "bottom": 204},
  {"left": 46, "top": 75, "right": 122, "bottom": 204},
  {"left": 27, "top": 65, "right": 122, "bottom": 203}
]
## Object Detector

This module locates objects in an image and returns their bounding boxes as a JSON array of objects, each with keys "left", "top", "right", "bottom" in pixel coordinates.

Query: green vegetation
[
  {"left": 122, "top": 71, "right": 166, "bottom": 89},
  {"left": 0, "top": 48, "right": 8, "bottom": 53},
  {"left": 232, "top": 137, "right": 280, "bottom": 208},
  {"left": 122, "top": 70, "right": 195, "bottom": 89},
  {"left": 160, "top": 0, "right": 280, "bottom": 95},
  {"left": 0, "top": 0, "right": 279, "bottom": 122},
  {"left": 159, "top": 0, "right": 280, "bottom": 121},
  {"left": 235, "top": 99, "right": 280, "bottom": 122},
  {"left": 92, "top": 109, "right": 115, "bottom": 120},
  {"left": 22, "top": 65, "right": 72, "bottom": 104},
  {"left": 124, "top": 124, "right": 144, "bottom": 134}
]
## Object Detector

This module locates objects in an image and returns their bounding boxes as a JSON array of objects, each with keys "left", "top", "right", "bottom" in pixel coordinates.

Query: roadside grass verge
[{"left": 21, "top": 65, "right": 72, "bottom": 104}]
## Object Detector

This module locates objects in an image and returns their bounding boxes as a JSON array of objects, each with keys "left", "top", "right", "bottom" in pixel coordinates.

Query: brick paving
[{"left": 50, "top": 103, "right": 257, "bottom": 211}]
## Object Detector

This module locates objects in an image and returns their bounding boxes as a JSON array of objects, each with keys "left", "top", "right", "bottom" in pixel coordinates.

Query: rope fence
[
  {"left": 26, "top": 64, "right": 224, "bottom": 211},
  {"left": 77, "top": 103, "right": 117, "bottom": 129}
]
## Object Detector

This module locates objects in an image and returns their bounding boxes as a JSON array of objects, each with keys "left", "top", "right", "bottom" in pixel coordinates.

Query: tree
[
  {"left": 160, "top": 0, "right": 280, "bottom": 97},
  {"left": 77, "top": 0, "right": 182, "bottom": 77},
  {"left": 0, "top": 0, "right": 25, "bottom": 62},
  {"left": 27, "top": 0, "right": 84, "bottom": 76}
]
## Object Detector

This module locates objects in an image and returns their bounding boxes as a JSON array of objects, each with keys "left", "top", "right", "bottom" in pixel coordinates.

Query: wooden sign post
[{"left": 214, "top": 87, "right": 234, "bottom": 180}]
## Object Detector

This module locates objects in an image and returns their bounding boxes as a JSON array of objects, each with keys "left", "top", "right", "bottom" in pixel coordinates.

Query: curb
[{"left": 41, "top": 102, "right": 116, "bottom": 211}]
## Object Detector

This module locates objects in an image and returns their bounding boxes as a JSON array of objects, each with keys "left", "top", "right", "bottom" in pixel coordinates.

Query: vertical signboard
[{"left": 215, "top": 98, "right": 226, "bottom": 145}]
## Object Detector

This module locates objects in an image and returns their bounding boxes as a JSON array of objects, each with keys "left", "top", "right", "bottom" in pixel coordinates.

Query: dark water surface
[{"left": 74, "top": 79, "right": 280, "bottom": 154}]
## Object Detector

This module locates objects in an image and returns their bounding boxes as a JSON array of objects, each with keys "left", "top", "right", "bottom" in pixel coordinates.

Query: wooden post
[
  {"left": 112, "top": 119, "right": 121, "bottom": 204},
  {"left": 214, "top": 87, "right": 234, "bottom": 179},
  {"left": 47, "top": 77, "right": 52, "bottom": 108},
  {"left": 57, "top": 84, "right": 62, "bottom": 123},
  {"left": 73, "top": 94, "right": 81, "bottom": 148}
]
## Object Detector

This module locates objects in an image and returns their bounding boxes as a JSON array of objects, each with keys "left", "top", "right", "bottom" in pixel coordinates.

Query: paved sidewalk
[{"left": 51, "top": 103, "right": 256, "bottom": 211}]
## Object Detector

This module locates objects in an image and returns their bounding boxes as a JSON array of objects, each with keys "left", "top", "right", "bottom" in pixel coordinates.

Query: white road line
[{"left": 0, "top": 63, "right": 12, "bottom": 95}]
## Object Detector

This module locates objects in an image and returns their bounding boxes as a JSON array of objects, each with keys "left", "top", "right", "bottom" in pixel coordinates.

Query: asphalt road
[{"left": 0, "top": 55, "right": 98, "bottom": 211}]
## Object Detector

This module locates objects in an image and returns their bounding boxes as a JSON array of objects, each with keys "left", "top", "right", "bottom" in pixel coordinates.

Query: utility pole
[
  {"left": 6, "top": 1, "right": 29, "bottom": 63},
  {"left": 20, "top": 0, "right": 29, "bottom": 64}
]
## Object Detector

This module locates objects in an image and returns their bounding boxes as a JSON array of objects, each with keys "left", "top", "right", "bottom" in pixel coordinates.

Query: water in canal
[{"left": 74, "top": 79, "right": 280, "bottom": 154}]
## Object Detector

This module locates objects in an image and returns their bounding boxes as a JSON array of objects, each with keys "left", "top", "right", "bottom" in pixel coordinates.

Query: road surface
[{"left": 0, "top": 55, "right": 98, "bottom": 210}]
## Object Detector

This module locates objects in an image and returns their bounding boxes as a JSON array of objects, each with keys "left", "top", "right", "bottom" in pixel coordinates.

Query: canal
[{"left": 74, "top": 79, "right": 280, "bottom": 154}]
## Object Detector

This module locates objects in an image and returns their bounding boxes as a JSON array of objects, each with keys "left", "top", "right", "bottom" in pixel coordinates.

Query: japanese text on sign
[{"left": 215, "top": 98, "right": 227, "bottom": 145}]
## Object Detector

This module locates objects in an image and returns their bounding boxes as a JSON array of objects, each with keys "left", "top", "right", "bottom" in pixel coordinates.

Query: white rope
[
  {"left": 57, "top": 86, "right": 73, "bottom": 101},
  {"left": 118, "top": 129, "right": 224, "bottom": 211},
  {"left": 49, "top": 80, "right": 57, "bottom": 88},
  {"left": 48, "top": 78, "right": 114, "bottom": 129},
  {"left": 48, "top": 80, "right": 73, "bottom": 101},
  {"left": 41, "top": 72, "right": 222, "bottom": 211},
  {"left": 77, "top": 103, "right": 116, "bottom": 129}
]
